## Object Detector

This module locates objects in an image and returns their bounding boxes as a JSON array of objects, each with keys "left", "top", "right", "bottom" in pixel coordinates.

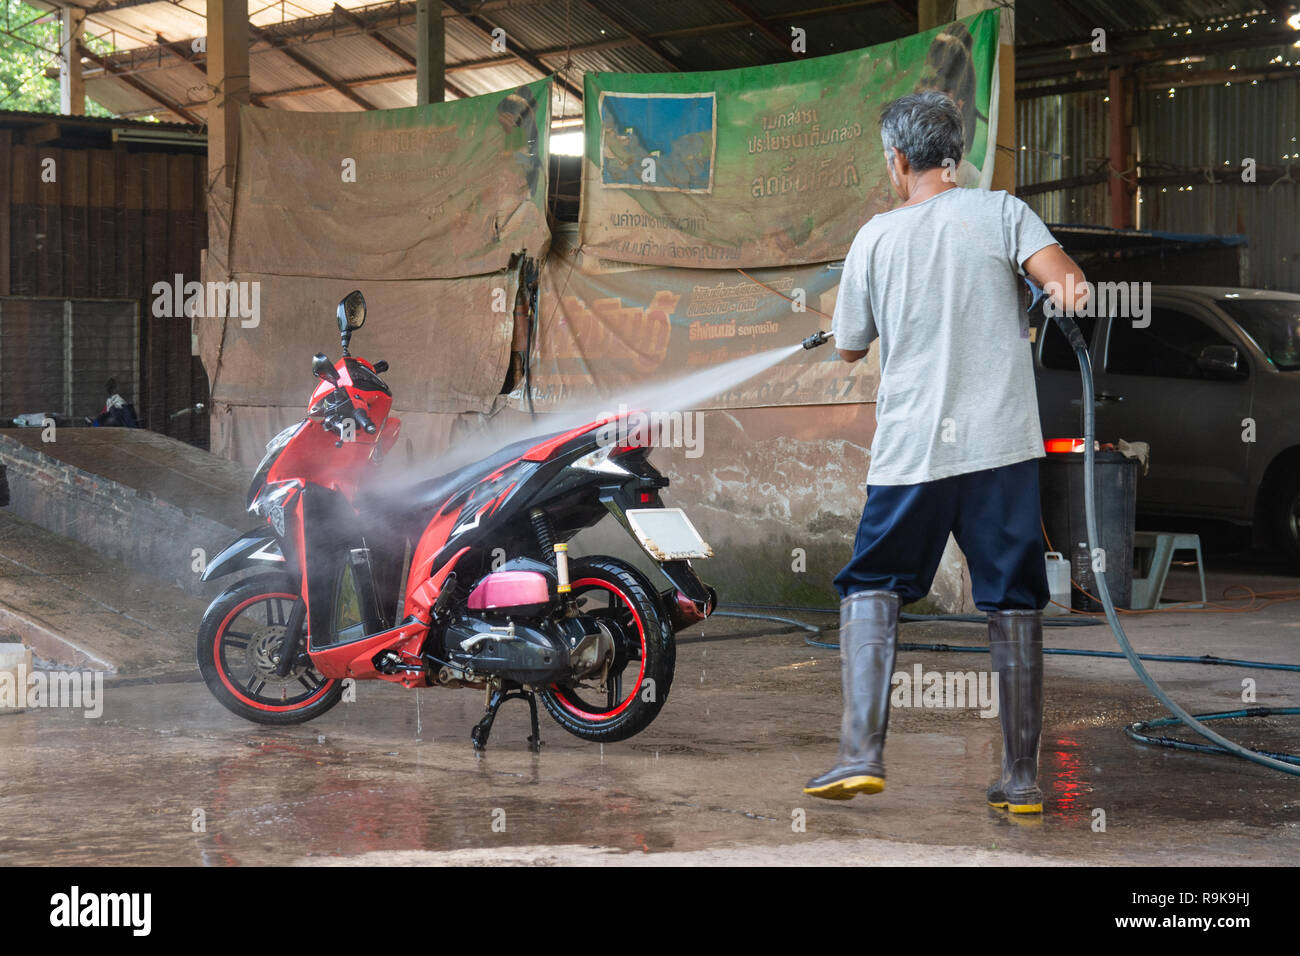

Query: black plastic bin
[{"left": 1038, "top": 451, "right": 1139, "bottom": 611}]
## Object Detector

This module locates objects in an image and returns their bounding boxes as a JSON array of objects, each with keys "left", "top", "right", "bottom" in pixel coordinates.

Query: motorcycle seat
[{"left": 358, "top": 430, "right": 563, "bottom": 526}]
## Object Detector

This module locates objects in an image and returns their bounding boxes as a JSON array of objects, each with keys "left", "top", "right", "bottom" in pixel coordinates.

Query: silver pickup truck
[{"left": 1033, "top": 286, "right": 1300, "bottom": 568}]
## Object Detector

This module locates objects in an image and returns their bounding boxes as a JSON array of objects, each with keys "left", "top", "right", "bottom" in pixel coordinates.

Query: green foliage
[{"left": 1, "top": 0, "right": 115, "bottom": 116}]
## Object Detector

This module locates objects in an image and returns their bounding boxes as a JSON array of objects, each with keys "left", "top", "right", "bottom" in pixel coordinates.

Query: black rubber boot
[
  {"left": 804, "top": 590, "right": 899, "bottom": 800},
  {"left": 986, "top": 609, "right": 1045, "bottom": 814}
]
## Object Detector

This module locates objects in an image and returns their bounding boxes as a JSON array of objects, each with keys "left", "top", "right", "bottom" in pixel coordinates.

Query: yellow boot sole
[
  {"left": 988, "top": 799, "right": 1043, "bottom": 814},
  {"left": 804, "top": 775, "right": 886, "bottom": 800}
]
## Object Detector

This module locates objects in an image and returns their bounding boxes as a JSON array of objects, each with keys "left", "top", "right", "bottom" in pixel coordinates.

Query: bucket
[
  {"left": 1044, "top": 552, "right": 1070, "bottom": 615},
  {"left": 1038, "top": 451, "right": 1139, "bottom": 610}
]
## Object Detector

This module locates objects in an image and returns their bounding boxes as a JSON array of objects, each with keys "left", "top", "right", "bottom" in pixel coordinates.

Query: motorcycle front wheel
[
  {"left": 197, "top": 572, "right": 343, "bottom": 725},
  {"left": 539, "top": 556, "right": 676, "bottom": 743}
]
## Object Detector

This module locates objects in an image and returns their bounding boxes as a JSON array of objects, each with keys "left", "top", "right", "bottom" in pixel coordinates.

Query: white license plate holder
[{"left": 625, "top": 508, "right": 712, "bottom": 561}]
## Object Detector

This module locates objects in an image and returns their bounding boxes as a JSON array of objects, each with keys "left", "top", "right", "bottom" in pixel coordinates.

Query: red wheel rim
[
  {"left": 552, "top": 578, "right": 648, "bottom": 721},
  {"left": 213, "top": 592, "right": 335, "bottom": 712}
]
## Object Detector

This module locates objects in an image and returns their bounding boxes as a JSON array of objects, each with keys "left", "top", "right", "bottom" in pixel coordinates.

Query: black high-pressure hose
[
  {"left": 1062, "top": 311, "right": 1300, "bottom": 775},
  {"left": 761, "top": 317, "right": 1300, "bottom": 774}
]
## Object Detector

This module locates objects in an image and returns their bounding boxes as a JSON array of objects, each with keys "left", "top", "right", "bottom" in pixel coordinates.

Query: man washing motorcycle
[{"left": 804, "top": 91, "right": 1089, "bottom": 812}]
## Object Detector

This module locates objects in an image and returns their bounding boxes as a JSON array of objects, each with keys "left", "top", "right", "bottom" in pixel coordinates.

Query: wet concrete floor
[{"left": 2, "top": 606, "right": 1298, "bottom": 866}]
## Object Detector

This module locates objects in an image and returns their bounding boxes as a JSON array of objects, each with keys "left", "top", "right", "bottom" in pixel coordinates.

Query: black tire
[
  {"left": 539, "top": 556, "right": 676, "bottom": 743},
  {"left": 197, "top": 572, "right": 344, "bottom": 725},
  {"left": 1273, "top": 472, "right": 1300, "bottom": 568}
]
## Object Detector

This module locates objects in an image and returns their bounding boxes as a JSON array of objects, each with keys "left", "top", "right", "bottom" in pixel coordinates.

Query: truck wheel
[{"left": 1273, "top": 472, "right": 1300, "bottom": 568}]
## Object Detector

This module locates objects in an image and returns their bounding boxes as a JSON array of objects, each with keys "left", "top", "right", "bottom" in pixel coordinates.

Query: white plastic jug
[{"left": 1044, "top": 552, "right": 1070, "bottom": 615}]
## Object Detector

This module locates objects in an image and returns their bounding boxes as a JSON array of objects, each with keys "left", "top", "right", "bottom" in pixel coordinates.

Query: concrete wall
[
  {"left": 0, "top": 430, "right": 244, "bottom": 596},
  {"left": 574, "top": 403, "right": 974, "bottom": 614},
  {"left": 0, "top": 407, "right": 975, "bottom": 614}
]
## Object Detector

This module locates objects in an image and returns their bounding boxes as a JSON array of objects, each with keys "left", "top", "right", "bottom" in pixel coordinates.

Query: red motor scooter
[{"left": 197, "top": 291, "right": 716, "bottom": 750}]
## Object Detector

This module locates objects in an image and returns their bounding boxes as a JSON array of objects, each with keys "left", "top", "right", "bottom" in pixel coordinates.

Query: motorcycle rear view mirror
[
  {"left": 337, "top": 290, "right": 366, "bottom": 356},
  {"left": 312, "top": 352, "right": 339, "bottom": 384},
  {"left": 338, "top": 291, "right": 366, "bottom": 333}
]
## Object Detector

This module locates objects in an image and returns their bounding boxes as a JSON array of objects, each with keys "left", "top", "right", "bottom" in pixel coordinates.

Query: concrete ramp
[
  {"left": 0, "top": 509, "right": 204, "bottom": 675},
  {"left": 0, "top": 428, "right": 252, "bottom": 597}
]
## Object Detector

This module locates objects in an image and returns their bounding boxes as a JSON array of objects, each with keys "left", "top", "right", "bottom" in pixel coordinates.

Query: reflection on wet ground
[{"left": 2, "top": 619, "right": 1297, "bottom": 865}]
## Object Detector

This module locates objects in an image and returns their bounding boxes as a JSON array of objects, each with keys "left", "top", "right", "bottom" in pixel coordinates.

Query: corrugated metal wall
[
  {"left": 0, "top": 130, "right": 209, "bottom": 445},
  {"left": 1137, "top": 56, "right": 1299, "bottom": 292},
  {"left": 1017, "top": 61, "right": 1300, "bottom": 292},
  {"left": 1016, "top": 87, "right": 1110, "bottom": 224}
]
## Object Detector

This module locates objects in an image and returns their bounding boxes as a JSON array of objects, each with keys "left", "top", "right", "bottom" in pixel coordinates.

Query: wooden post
[
  {"left": 60, "top": 7, "right": 85, "bottom": 115},
  {"left": 992, "top": 9, "right": 1016, "bottom": 195},
  {"left": 207, "top": 0, "right": 251, "bottom": 189},
  {"left": 918, "top": 2, "right": 1016, "bottom": 193},
  {"left": 0, "top": 129, "right": 10, "bottom": 296},
  {"left": 1108, "top": 67, "right": 1135, "bottom": 229},
  {"left": 949, "top": 0, "right": 1016, "bottom": 193},
  {"left": 917, "top": 0, "right": 943, "bottom": 31},
  {"left": 416, "top": 0, "right": 446, "bottom": 105}
]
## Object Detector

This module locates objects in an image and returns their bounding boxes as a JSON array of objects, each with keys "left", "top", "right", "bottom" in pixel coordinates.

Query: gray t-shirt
[{"left": 831, "top": 187, "right": 1058, "bottom": 486}]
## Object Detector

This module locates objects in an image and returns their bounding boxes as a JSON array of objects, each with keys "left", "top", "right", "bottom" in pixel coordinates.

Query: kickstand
[
  {"left": 523, "top": 689, "right": 543, "bottom": 754},
  {"left": 470, "top": 681, "right": 543, "bottom": 753}
]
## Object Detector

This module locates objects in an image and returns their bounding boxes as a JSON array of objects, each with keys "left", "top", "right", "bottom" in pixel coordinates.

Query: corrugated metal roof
[
  {"left": 489, "top": 2, "right": 615, "bottom": 54},
  {"left": 68, "top": 0, "right": 930, "bottom": 124},
  {"left": 1015, "top": 0, "right": 1273, "bottom": 50}
]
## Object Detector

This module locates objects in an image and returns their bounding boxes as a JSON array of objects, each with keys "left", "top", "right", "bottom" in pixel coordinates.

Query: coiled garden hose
[{"left": 1066, "top": 322, "right": 1300, "bottom": 775}]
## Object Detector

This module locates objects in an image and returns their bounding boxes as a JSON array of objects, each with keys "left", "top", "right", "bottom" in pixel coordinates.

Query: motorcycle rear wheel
[
  {"left": 539, "top": 557, "right": 675, "bottom": 743},
  {"left": 198, "top": 572, "right": 343, "bottom": 725}
]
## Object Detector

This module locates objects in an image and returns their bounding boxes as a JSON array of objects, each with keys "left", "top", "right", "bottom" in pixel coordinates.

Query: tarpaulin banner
[
  {"left": 579, "top": 10, "right": 999, "bottom": 268},
  {"left": 231, "top": 79, "right": 552, "bottom": 280},
  {"left": 522, "top": 229, "right": 877, "bottom": 411},
  {"left": 208, "top": 269, "right": 518, "bottom": 415},
  {"left": 209, "top": 403, "right": 481, "bottom": 468},
  {"left": 203, "top": 83, "right": 549, "bottom": 462}
]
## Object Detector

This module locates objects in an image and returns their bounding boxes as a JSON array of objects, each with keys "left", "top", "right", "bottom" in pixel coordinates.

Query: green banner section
[
  {"left": 580, "top": 11, "right": 999, "bottom": 269},
  {"left": 232, "top": 78, "right": 552, "bottom": 281}
]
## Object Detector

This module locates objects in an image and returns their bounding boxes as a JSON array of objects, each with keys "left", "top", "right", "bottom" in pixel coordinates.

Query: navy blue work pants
[{"left": 833, "top": 458, "right": 1050, "bottom": 612}]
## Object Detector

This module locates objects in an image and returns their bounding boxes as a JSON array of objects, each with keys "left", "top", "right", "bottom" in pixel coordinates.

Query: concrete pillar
[
  {"left": 415, "top": 0, "right": 446, "bottom": 105},
  {"left": 207, "top": 0, "right": 251, "bottom": 189},
  {"left": 59, "top": 7, "right": 85, "bottom": 116}
]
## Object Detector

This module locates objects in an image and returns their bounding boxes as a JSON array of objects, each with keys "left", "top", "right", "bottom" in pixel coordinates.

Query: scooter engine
[{"left": 441, "top": 615, "right": 615, "bottom": 686}]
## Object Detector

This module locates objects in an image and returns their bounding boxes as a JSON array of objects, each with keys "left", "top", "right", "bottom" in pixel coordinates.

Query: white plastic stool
[{"left": 1131, "top": 532, "right": 1206, "bottom": 609}]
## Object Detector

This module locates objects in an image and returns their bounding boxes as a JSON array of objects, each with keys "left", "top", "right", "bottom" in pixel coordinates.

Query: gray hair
[{"left": 879, "top": 91, "right": 965, "bottom": 173}]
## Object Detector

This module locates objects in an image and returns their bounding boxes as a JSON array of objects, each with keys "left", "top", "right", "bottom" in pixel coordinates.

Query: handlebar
[
  {"left": 311, "top": 358, "right": 386, "bottom": 442},
  {"left": 352, "top": 407, "right": 378, "bottom": 434},
  {"left": 322, "top": 405, "right": 377, "bottom": 441}
]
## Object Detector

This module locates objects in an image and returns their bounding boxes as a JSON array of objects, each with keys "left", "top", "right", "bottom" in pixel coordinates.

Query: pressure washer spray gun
[{"left": 801, "top": 330, "right": 833, "bottom": 349}]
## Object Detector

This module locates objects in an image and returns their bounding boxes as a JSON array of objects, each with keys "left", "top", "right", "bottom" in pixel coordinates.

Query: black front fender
[{"left": 201, "top": 531, "right": 287, "bottom": 582}]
